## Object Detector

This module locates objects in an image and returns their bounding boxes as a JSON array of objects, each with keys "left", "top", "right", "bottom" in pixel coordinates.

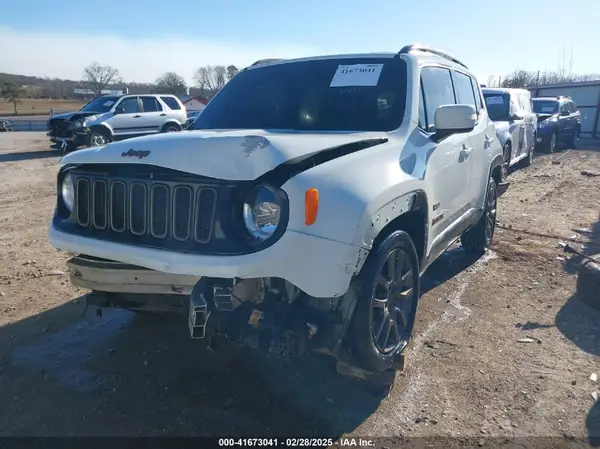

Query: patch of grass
[{"left": 0, "top": 99, "right": 85, "bottom": 116}]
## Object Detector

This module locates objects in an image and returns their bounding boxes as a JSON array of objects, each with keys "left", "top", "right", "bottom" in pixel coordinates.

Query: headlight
[
  {"left": 72, "top": 119, "right": 86, "bottom": 129},
  {"left": 242, "top": 185, "right": 282, "bottom": 240},
  {"left": 61, "top": 173, "right": 75, "bottom": 212}
]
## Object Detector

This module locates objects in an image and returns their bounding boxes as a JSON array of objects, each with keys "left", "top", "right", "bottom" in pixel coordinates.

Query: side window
[
  {"left": 452, "top": 71, "right": 477, "bottom": 112},
  {"left": 117, "top": 97, "right": 139, "bottom": 114},
  {"left": 520, "top": 94, "right": 532, "bottom": 114},
  {"left": 418, "top": 83, "right": 427, "bottom": 129},
  {"left": 160, "top": 96, "right": 182, "bottom": 110},
  {"left": 469, "top": 77, "right": 483, "bottom": 113},
  {"left": 569, "top": 102, "right": 577, "bottom": 113},
  {"left": 559, "top": 102, "right": 569, "bottom": 114},
  {"left": 420, "top": 66, "right": 456, "bottom": 133},
  {"left": 141, "top": 97, "right": 162, "bottom": 112}
]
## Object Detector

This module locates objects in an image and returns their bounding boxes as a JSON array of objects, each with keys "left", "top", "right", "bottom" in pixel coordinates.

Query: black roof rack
[
  {"left": 398, "top": 45, "right": 468, "bottom": 69},
  {"left": 250, "top": 58, "right": 286, "bottom": 67}
]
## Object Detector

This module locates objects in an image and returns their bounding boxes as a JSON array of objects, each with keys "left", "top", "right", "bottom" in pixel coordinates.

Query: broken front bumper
[
  {"left": 49, "top": 224, "right": 360, "bottom": 298},
  {"left": 67, "top": 254, "right": 200, "bottom": 295}
]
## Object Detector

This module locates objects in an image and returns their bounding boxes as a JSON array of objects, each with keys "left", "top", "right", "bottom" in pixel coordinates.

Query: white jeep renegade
[{"left": 48, "top": 45, "right": 506, "bottom": 380}]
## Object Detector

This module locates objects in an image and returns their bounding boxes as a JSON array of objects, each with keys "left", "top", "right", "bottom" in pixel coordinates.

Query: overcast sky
[{"left": 1, "top": 0, "right": 599, "bottom": 85}]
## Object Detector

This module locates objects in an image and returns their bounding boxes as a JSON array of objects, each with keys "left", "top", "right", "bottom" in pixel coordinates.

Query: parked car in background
[
  {"left": 482, "top": 87, "right": 537, "bottom": 178},
  {"left": 0, "top": 119, "right": 12, "bottom": 132},
  {"left": 49, "top": 45, "right": 505, "bottom": 383},
  {"left": 47, "top": 94, "right": 187, "bottom": 150},
  {"left": 185, "top": 110, "right": 203, "bottom": 128},
  {"left": 532, "top": 96, "right": 581, "bottom": 152}
]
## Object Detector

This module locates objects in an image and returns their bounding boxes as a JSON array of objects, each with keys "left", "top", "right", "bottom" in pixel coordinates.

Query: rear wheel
[
  {"left": 461, "top": 177, "right": 497, "bottom": 255},
  {"left": 349, "top": 230, "right": 420, "bottom": 372},
  {"left": 162, "top": 123, "right": 181, "bottom": 133}
]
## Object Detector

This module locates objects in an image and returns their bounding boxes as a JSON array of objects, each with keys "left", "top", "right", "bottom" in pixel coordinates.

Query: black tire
[
  {"left": 501, "top": 143, "right": 511, "bottom": 181},
  {"left": 88, "top": 129, "right": 111, "bottom": 147},
  {"left": 569, "top": 126, "right": 580, "bottom": 149},
  {"left": 162, "top": 123, "right": 181, "bottom": 133},
  {"left": 576, "top": 256, "right": 600, "bottom": 311},
  {"left": 547, "top": 131, "right": 557, "bottom": 153},
  {"left": 518, "top": 142, "right": 534, "bottom": 168},
  {"left": 461, "top": 177, "right": 497, "bottom": 254},
  {"left": 348, "top": 230, "right": 421, "bottom": 372}
]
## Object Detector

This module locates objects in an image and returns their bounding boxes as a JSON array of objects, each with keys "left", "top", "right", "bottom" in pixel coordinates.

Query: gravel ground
[{"left": 0, "top": 133, "right": 598, "bottom": 446}]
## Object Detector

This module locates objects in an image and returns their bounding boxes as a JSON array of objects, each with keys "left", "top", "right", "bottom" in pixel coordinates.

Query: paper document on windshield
[
  {"left": 330, "top": 64, "right": 384, "bottom": 87},
  {"left": 486, "top": 96, "right": 504, "bottom": 105}
]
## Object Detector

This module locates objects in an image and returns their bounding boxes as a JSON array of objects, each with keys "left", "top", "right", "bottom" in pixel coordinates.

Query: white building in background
[{"left": 73, "top": 88, "right": 124, "bottom": 95}]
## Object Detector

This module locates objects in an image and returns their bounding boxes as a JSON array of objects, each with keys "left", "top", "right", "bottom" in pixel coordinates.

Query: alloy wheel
[
  {"left": 91, "top": 134, "right": 107, "bottom": 146},
  {"left": 485, "top": 182, "right": 497, "bottom": 245},
  {"left": 371, "top": 248, "right": 417, "bottom": 354}
]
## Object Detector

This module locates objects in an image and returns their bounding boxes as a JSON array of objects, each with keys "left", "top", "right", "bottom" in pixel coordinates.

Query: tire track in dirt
[{"left": 354, "top": 251, "right": 498, "bottom": 437}]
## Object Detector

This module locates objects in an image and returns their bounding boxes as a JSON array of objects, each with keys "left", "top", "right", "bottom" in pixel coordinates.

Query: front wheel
[
  {"left": 501, "top": 143, "right": 511, "bottom": 181},
  {"left": 569, "top": 126, "right": 580, "bottom": 149},
  {"left": 88, "top": 130, "right": 110, "bottom": 147},
  {"left": 519, "top": 143, "right": 534, "bottom": 168},
  {"left": 348, "top": 230, "right": 420, "bottom": 373},
  {"left": 548, "top": 131, "right": 557, "bottom": 153},
  {"left": 460, "top": 176, "right": 497, "bottom": 254}
]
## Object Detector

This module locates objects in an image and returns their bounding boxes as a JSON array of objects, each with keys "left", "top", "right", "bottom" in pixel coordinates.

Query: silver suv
[{"left": 47, "top": 94, "right": 187, "bottom": 150}]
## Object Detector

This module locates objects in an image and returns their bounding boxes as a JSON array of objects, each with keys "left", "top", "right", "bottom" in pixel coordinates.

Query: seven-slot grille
[{"left": 74, "top": 176, "right": 218, "bottom": 244}]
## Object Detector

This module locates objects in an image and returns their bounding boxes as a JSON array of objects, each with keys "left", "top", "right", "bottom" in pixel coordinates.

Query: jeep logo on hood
[{"left": 121, "top": 149, "right": 151, "bottom": 159}]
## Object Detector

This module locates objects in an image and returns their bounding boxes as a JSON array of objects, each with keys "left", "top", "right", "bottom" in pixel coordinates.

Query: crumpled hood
[
  {"left": 60, "top": 129, "right": 389, "bottom": 180},
  {"left": 49, "top": 111, "right": 99, "bottom": 122}
]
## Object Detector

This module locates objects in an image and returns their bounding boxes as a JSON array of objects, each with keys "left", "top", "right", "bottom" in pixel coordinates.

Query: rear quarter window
[{"left": 160, "top": 96, "right": 182, "bottom": 110}]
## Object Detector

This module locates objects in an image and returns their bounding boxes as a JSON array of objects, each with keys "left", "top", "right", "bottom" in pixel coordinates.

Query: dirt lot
[
  {"left": 0, "top": 133, "right": 598, "bottom": 445},
  {"left": 0, "top": 99, "right": 84, "bottom": 117}
]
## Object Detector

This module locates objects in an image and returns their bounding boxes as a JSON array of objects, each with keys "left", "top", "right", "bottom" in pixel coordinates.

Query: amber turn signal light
[{"left": 305, "top": 188, "right": 319, "bottom": 225}]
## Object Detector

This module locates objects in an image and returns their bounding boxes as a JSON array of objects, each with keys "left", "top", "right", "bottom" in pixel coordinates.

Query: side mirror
[
  {"left": 560, "top": 110, "right": 570, "bottom": 116},
  {"left": 434, "top": 104, "right": 477, "bottom": 135},
  {"left": 114, "top": 107, "right": 125, "bottom": 114}
]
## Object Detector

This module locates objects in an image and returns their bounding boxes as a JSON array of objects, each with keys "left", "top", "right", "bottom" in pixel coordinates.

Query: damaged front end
[{"left": 74, "top": 254, "right": 354, "bottom": 360}]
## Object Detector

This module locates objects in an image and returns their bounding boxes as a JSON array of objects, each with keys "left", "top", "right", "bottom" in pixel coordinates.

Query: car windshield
[
  {"left": 483, "top": 93, "right": 510, "bottom": 121},
  {"left": 191, "top": 57, "right": 408, "bottom": 132},
  {"left": 532, "top": 100, "right": 559, "bottom": 114},
  {"left": 80, "top": 96, "right": 119, "bottom": 113}
]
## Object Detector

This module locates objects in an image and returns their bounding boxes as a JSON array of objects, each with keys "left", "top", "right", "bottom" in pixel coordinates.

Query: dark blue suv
[{"left": 533, "top": 96, "right": 581, "bottom": 152}]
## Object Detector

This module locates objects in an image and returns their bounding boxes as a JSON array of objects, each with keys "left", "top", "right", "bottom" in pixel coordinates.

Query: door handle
[
  {"left": 133, "top": 114, "right": 141, "bottom": 118},
  {"left": 461, "top": 144, "right": 473, "bottom": 155},
  {"left": 160, "top": 113, "right": 167, "bottom": 116}
]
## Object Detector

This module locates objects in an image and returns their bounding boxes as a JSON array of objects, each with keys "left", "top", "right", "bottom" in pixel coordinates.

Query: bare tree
[
  {"left": 155, "top": 72, "right": 187, "bottom": 95},
  {"left": 193, "top": 65, "right": 227, "bottom": 98},
  {"left": 1, "top": 82, "right": 24, "bottom": 115},
  {"left": 83, "top": 62, "right": 121, "bottom": 96},
  {"left": 226, "top": 65, "right": 239, "bottom": 80}
]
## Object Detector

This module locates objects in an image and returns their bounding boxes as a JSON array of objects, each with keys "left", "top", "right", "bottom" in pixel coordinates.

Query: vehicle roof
[
  {"left": 96, "top": 93, "right": 177, "bottom": 98},
  {"left": 482, "top": 87, "right": 529, "bottom": 95},
  {"left": 246, "top": 50, "right": 472, "bottom": 73},
  {"left": 533, "top": 96, "right": 568, "bottom": 102}
]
